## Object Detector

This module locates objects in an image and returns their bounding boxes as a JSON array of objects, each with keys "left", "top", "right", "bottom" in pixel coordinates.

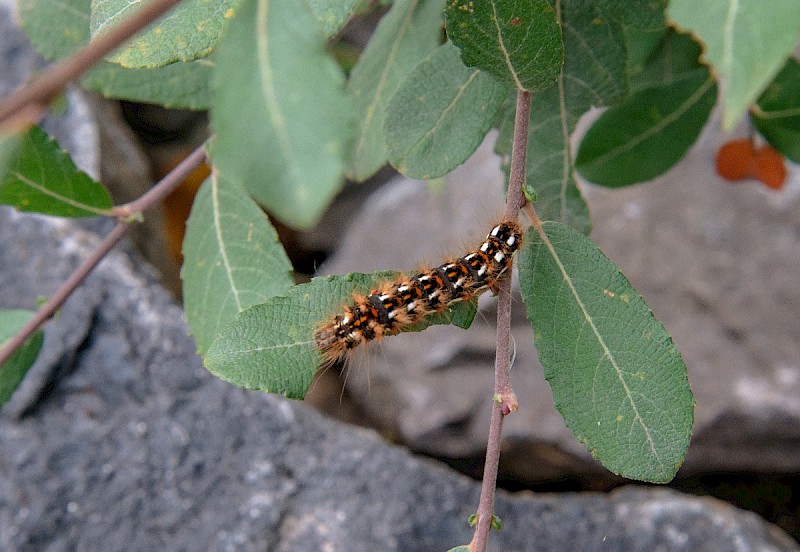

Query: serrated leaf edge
[{"left": 489, "top": 1, "right": 525, "bottom": 90}]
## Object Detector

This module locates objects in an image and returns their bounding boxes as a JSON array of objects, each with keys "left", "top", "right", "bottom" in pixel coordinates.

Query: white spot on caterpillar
[{"left": 494, "top": 251, "right": 505, "bottom": 263}]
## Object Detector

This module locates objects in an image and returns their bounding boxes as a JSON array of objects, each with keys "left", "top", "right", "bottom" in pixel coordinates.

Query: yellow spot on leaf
[{"left": 224, "top": 8, "right": 235, "bottom": 19}]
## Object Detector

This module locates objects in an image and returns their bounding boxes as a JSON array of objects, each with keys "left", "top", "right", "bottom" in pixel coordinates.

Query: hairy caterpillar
[{"left": 315, "top": 220, "right": 523, "bottom": 366}]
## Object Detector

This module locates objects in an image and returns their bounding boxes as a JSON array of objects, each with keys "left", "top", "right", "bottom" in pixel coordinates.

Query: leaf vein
[{"left": 538, "top": 229, "right": 661, "bottom": 465}]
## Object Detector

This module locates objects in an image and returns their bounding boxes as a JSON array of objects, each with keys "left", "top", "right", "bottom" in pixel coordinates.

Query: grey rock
[
  {"left": 319, "top": 117, "right": 800, "bottom": 482},
  {"left": 0, "top": 3, "right": 178, "bottom": 293},
  {"left": 0, "top": 2, "right": 108, "bottom": 415},
  {"left": 0, "top": 212, "right": 797, "bottom": 552},
  {"left": 2, "top": 1, "right": 798, "bottom": 549}
]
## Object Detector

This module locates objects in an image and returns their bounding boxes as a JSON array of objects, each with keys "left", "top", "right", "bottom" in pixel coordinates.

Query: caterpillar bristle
[{"left": 315, "top": 220, "right": 523, "bottom": 367}]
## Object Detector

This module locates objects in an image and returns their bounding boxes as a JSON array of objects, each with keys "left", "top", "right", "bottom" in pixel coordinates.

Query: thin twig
[
  {"left": 0, "top": 222, "right": 132, "bottom": 366},
  {"left": 470, "top": 89, "right": 531, "bottom": 552},
  {"left": 0, "top": 145, "right": 207, "bottom": 367},
  {"left": 0, "top": 0, "right": 182, "bottom": 129},
  {"left": 114, "top": 145, "right": 208, "bottom": 217}
]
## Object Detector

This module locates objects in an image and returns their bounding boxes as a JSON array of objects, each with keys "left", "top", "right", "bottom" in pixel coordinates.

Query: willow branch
[
  {"left": 0, "top": 145, "right": 207, "bottom": 367},
  {"left": 470, "top": 89, "right": 530, "bottom": 552},
  {"left": 0, "top": 0, "right": 182, "bottom": 129}
]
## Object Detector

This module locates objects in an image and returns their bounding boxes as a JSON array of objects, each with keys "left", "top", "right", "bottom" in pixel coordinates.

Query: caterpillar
[{"left": 315, "top": 220, "right": 523, "bottom": 366}]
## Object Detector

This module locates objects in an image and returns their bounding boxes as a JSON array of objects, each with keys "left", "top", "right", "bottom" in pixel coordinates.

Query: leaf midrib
[
  {"left": 490, "top": 1, "right": 524, "bottom": 90},
  {"left": 536, "top": 223, "right": 661, "bottom": 465},
  {"left": 211, "top": 172, "right": 243, "bottom": 313},
  {"left": 351, "top": 0, "right": 419, "bottom": 167},
  {"left": 257, "top": 0, "right": 304, "bottom": 189},
  {"left": 402, "top": 69, "right": 482, "bottom": 164},
  {"left": 7, "top": 172, "right": 110, "bottom": 216},
  {"left": 586, "top": 76, "right": 715, "bottom": 167}
]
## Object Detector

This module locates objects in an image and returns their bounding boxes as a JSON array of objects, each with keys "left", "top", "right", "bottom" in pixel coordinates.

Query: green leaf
[
  {"left": 18, "top": 0, "right": 89, "bottom": 59},
  {"left": 604, "top": 0, "right": 666, "bottom": 30},
  {"left": 522, "top": 86, "right": 591, "bottom": 234},
  {"left": 90, "top": 0, "right": 239, "bottom": 67},
  {"left": 668, "top": 0, "right": 800, "bottom": 130},
  {"left": 0, "top": 310, "right": 44, "bottom": 408},
  {"left": 628, "top": 29, "right": 703, "bottom": 94},
  {"left": 181, "top": 173, "right": 294, "bottom": 356},
  {"left": 385, "top": 42, "right": 507, "bottom": 179},
  {"left": 753, "top": 58, "right": 800, "bottom": 163},
  {"left": 205, "top": 273, "right": 476, "bottom": 398},
  {"left": 499, "top": 0, "right": 633, "bottom": 235},
  {"left": 305, "top": 0, "right": 361, "bottom": 38},
  {"left": 1, "top": 126, "right": 113, "bottom": 217},
  {"left": 210, "top": 0, "right": 352, "bottom": 230},
  {"left": 623, "top": 27, "right": 667, "bottom": 81},
  {"left": 0, "top": 133, "right": 22, "bottom": 180},
  {"left": 518, "top": 221, "right": 694, "bottom": 483},
  {"left": 490, "top": 514, "right": 503, "bottom": 531},
  {"left": 19, "top": 0, "right": 211, "bottom": 109},
  {"left": 557, "top": 0, "right": 629, "bottom": 107},
  {"left": 447, "top": 547, "right": 470, "bottom": 552},
  {"left": 575, "top": 69, "right": 717, "bottom": 187},
  {"left": 444, "top": 0, "right": 563, "bottom": 91},
  {"left": 347, "top": 0, "right": 442, "bottom": 181},
  {"left": 83, "top": 59, "right": 213, "bottom": 110}
]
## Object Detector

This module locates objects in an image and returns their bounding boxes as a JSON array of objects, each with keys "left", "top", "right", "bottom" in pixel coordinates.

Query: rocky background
[{"left": 2, "top": 2, "right": 800, "bottom": 550}]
